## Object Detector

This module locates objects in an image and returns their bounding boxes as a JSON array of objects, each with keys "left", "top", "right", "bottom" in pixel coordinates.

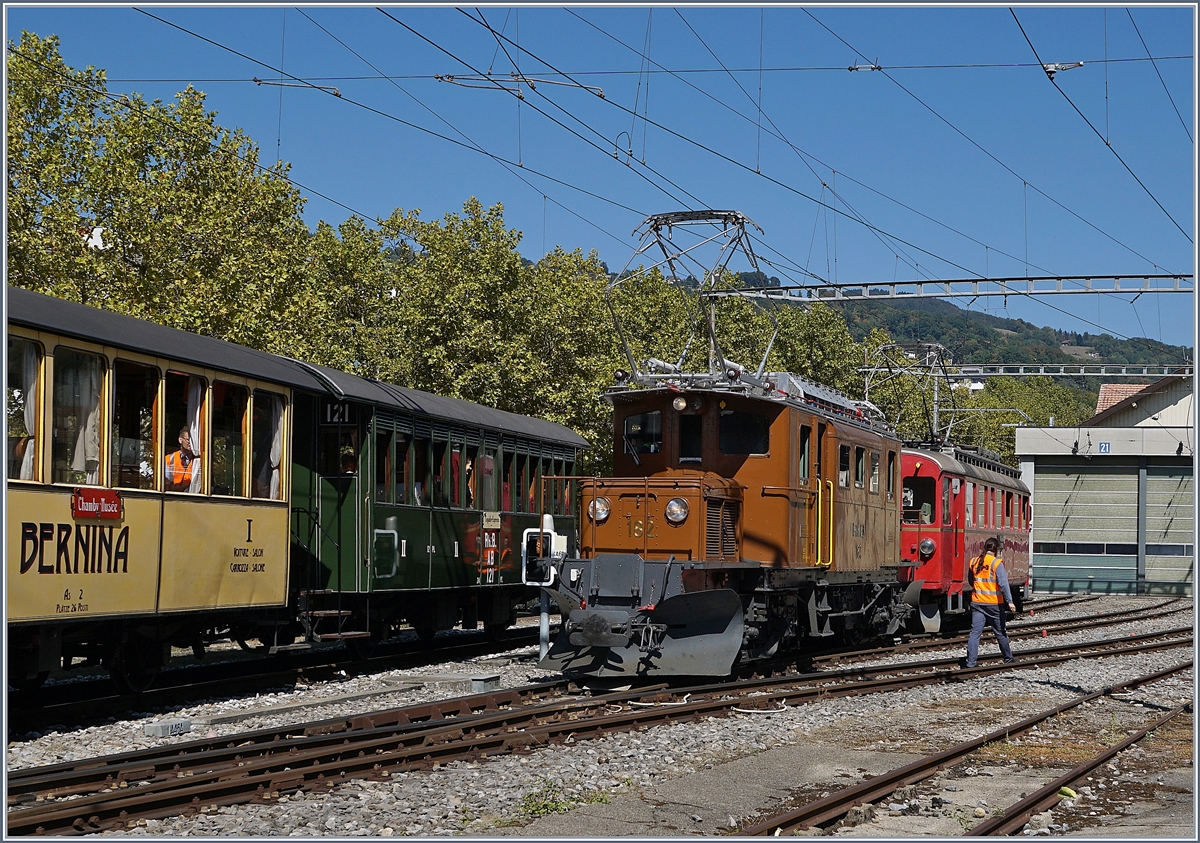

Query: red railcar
[{"left": 898, "top": 444, "right": 1031, "bottom": 632}]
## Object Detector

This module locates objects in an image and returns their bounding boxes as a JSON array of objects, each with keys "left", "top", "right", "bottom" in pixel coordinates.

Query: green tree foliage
[{"left": 7, "top": 32, "right": 316, "bottom": 355}]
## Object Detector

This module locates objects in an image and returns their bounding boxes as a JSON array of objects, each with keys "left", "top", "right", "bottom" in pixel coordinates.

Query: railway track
[
  {"left": 7, "top": 629, "right": 544, "bottom": 732},
  {"left": 739, "top": 662, "right": 1193, "bottom": 836},
  {"left": 8, "top": 629, "right": 1191, "bottom": 835}
]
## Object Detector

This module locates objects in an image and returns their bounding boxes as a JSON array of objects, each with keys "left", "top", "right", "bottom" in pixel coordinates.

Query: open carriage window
[
  {"left": 902, "top": 476, "right": 936, "bottom": 524},
  {"left": 7, "top": 337, "right": 42, "bottom": 481},
  {"left": 111, "top": 360, "right": 158, "bottom": 490},
  {"left": 52, "top": 347, "right": 104, "bottom": 486},
  {"left": 251, "top": 390, "right": 285, "bottom": 500},
  {"left": 211, "top": 382, "right": 248, "bottom": 497},
  {"left": 624, "top": 410, "right": 663, "bottom": 455},
  {"left": 164, "top": 372, "right": 205, "bottom": 493}
]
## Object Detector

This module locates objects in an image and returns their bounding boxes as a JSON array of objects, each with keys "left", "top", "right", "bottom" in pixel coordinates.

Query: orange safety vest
[
  {"left": 166, "top": 450, "right": 195, "bottom": 490},
  {"left": 969, "top": 553, "right": 1003, "bottom": 604}
]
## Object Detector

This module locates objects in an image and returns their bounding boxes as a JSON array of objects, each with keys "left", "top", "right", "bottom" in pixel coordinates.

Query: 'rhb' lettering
[{"left": 20, "top": 522, "right": 129, "bottom": 575}]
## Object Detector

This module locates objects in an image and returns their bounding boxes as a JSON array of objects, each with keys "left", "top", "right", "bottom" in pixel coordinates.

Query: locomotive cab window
[
  {"left": 942, "top": 477, "right": 952, "bottom": 525},
  {"left": 164, "top": 372, "right": 205, "bottom": 494},
  {"left": 7, "top": 336, "right": 42, "bottom": 481},
  {"left": 52, "top": 347, "right": 105, "bottom": 486},
  {"left": 903, "top": 477, "right": 936, "bottom": 524},
  {"left": 211, "top": 381, "right": 248, "bottom": 497},
  {"left": 799, "top": 426, "right": 811, "bottom": 482},
  {"left": 869, "top": 452, "right": 880, "bottom": 493},
  {"left": 886, "top": 451, "right": 896, "bottom": 498},
  {"left": 678, "top": 414, "right": 702, "bottom": 463},
  {"left": 838, "top": 445, "right": 851, "bottom": 487},
  {"left": 251, "top": 390, "right": 285, "bottom": 500},
  {"left": 625, "top": 410, "right": 663, "bottom": 455},
  {"left": 719, "top": 410, "right": 769, "bottom": 455},
  {"left": 111, "top": 360, "right": 159, "bottom": 491}
]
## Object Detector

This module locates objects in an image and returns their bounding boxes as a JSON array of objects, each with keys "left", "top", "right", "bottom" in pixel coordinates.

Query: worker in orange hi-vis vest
[
  {"left": 964, "top": 536, "right": 1017, "bottom": 668},
  {"left": 165, "top": 427, "right": 199, "bottom": 492}
]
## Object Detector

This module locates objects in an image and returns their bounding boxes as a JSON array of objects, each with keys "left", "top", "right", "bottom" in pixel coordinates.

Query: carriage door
[{"left": 318, "top": 400, "right": 361, "bottom": 593}]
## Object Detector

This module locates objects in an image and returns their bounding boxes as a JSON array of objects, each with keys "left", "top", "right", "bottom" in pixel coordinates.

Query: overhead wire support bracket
[
  {"left": 436, "top": 72, "right": 603, "bottom": 98},
  {"left": 253, "top": 77, "right": 341, "bottom": 97}
]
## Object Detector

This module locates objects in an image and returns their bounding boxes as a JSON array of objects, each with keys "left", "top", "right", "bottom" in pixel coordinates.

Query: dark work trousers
[{"left": 966, "top": 602, "right": 1013, "bottom": 667}]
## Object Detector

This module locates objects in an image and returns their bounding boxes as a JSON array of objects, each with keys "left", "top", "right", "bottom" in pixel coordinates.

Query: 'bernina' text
[{"left": 20, "top": 522, "right": 130, "bottom": 575}]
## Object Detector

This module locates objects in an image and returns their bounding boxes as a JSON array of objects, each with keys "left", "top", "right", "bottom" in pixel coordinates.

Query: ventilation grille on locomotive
[{"left": 706, "top": 500, "right": 739, "bottom": 559}]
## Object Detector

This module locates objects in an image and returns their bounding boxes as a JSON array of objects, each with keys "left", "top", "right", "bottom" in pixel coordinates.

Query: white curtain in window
[
  {"left": 20, "top": 344, "right": 38, "bottom": 480},
  {"left": 69, "top": 359, "right": 101, "bottom": 484},
  {"left": 268, "top": 395, "right": 283, "bottom": 499},
  {"left": 186, "top": 376, "right": 203, "bottom": 492}
]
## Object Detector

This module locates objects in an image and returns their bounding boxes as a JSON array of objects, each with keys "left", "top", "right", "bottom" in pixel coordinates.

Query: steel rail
[
  {"left": 966, "top": 703, "right": 1192, "bottom": 836},
  {"left": 8, "top": 635, "right": 1191, "bottom": 835},
  {"left": 740, "top": 661, "right": 1193, "bottom": 835}
]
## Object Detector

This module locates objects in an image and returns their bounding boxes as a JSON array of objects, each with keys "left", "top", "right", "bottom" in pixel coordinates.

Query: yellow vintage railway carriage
[{"left": 7, "top": 290, "right": 302, "bottom": 692}]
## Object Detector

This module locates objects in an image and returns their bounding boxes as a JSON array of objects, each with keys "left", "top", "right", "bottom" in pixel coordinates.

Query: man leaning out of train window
[
  {"left": 165, "top": 427, "right": 200, "bottom": 492},
  {"left": 964, "top": 537, "right": 1017, "bottom": 668}
]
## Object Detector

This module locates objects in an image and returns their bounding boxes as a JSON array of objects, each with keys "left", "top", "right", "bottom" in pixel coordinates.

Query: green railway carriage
[{"left": 6, "top": 288, "right": 585, "bottom": 691}]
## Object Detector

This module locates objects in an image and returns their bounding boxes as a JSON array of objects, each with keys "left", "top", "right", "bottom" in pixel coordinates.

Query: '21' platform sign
[{"left": 1098, "top": 442, "right": 1111, "bottom": 454}]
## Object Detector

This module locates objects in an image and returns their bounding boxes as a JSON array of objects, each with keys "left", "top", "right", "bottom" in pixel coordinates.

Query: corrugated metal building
[{"left": 1014, "top": 374, "right": 1194, "bottom": 595}]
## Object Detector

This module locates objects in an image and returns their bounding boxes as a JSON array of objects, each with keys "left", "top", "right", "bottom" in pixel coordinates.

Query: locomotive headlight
[
  {"left": 672, "top": 396, "right": 688, "bottom": 412},
  {"left": 588, "top": 496, "right": 611, "bottom": 523},
  {"left": 919, "top": 538, "right": 936, "bottom": 558},
  {"left": 664, "top": 497, "right": 690, "bottom": 524}
]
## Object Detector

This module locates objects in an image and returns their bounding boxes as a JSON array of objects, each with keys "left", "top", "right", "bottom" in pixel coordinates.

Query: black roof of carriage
[{"left": 7, "top": 287, "right": 588, "bottom": 449}]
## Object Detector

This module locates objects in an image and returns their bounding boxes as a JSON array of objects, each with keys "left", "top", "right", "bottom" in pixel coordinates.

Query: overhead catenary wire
[
  {"left": 802, "top": 8, "right": 1181, "bottom": 270},
  {"left": 1008, "top": 8, "right": 1192, "bottom": 244},
  {"left": 1125, "top": 9, "right": 1193, "bottom": 143},
  {"left": 295, "top": 8, "right": 637, "bottom": 250}
]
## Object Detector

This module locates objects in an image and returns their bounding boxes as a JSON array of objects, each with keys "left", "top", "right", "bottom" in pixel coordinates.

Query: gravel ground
[{"left": 5, "top": 595, "right": 1193, "bottom": 837}]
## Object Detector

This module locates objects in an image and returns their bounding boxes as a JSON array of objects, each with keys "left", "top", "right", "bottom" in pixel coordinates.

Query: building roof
[
  {"left": 1083, "top": 372, "right": 1191, "bottom": 428},
  {"left": 1094, "top": 383, "right": 1145, "bottom": 415},
  {"left": 7, "top": 286, "right": 589, "bottom": 449}
]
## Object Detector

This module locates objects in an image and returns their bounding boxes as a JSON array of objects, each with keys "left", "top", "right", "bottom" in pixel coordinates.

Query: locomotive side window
[
  {"left": 625, "top": 410, "right": 663, "bottom": 454},
  {"left": 111, "top": 360, "right": 158, "bottom": 491},
  {"left": 799, "top": 426, "right": 811, "bottom": 482},
  {"left": 902, "top": 477, "right": 936, "bottom": 524},
  {"left": 251, "top": 390, "right": 285, "bottom": 500},
  {"left": 854, "top": 447, "right": 865, "bottom": 487},
  {"left": 376, "top": 429, "right": 394, "bottom": 503},
  {"left": 838, "top": 445, "right": 850, "bottom": 487},
  {"left": 211, "top": 382, "right": 248, "bottom": 496},
  {"left": 719, "top": 410, "right": 769, "bottom": 455},
  {"left": 869, "top": 452, "right": 880, "bottom": 493},
  {"left": 8, "top": 337, "right": 42, "bottom": 482},
  {"left": 965, "top": 481, "right": 974, "bottom": 526},
  {"left": 164, "top": 372, "right": 205, "bottom": 494},
  {"left": 941, "top": 477, "right": 952, "bottom": 524},
  {"left": 679, "top": 414, "right": 702, "bottom": 463},
  {"left": 52, "top": 347, "right": 105, "bottom": 486}
]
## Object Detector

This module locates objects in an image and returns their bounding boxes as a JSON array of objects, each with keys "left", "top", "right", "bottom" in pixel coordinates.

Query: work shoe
[{"left": 1002, "top": 657, "right": 1018, "bottom": 664}]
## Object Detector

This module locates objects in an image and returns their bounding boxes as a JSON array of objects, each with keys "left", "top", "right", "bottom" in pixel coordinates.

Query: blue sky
[{"left": 6, "top": 4, "right": 1196, "bottom": 348}]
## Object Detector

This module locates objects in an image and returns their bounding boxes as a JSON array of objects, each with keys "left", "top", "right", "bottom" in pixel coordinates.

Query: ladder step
[
  {"left": 269, "top": 642, "right": 314, "bottom": 653},
  {"left": 301, "top": 610, "right": 354, "bottom": 618},
  {"left": 316, "top": 631, "right": 372, "bottom": 640}
]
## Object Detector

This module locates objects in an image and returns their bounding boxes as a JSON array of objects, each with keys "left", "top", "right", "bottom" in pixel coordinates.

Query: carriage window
[
  {"left": 164, "top": 372, "right": 205, "bottom": 493},
  {"left": 977, "top": 484, "right": 987, "bottom": 527},
  {"left": 719, "top": 410, "right": 769, "bottom": 455},
  {"left": 394, "top": 434, "right": 409, "bottom": 504},
  {"left": 251, "top": 391, "right": 285, "bottom": 500},
  {"left": 375, "top": 430, "right": 393, "bottom": 503},
  {"left": 481, "top": 449, "right": 497, "bottom": 511},
  {"left": 869, "top": 453, "right": 880, "bottom": 493},
  {"left": 799, "top": 426, "right": 811, "bottom": 482},
  {"left": 211, "top": 382, "right": 248, "bottom": 496},
  {"left": 515, "top": 454, "right": 527, "bottom": 512},
  {"left": 432, "top": 441, "right": 449, "bottom": 506},
  {"left": 111, "top": 360, "right": 158, "bottom": 490},
  {"left": 679, "top": 414, "right": 702, "bottom": 463},
  {"left": 854, "top": 447, "right": 865, "bottom": 488},
  {"left": 625, "top": 411, "right": 663, "bottom": 455},
  {"left": 501, "top": 452, "right": 513, "bottom": 510},
  {"left": 942, "top": 477, "right": 952, "bottom": 525},
  {"left": 838, "top": 445, "right": 851, "bottom": 487},
  {"left": 465, "top": 446, "right": 479, "bottom": 509},
  {"left": 887, "top": 451, "right": 896, "bottom": 497},
  {"left": 412, "top": 437, "right": 430, "bottom": 506},
  {"left": 52, "top": 348, "right": 104, "bottom": 486},
  {"left": 1005, "top": 491, "right": 1013, "bottom": 529},
  {"left": 449, "top": 443, "right": 465, "bottom": 507},
  {"left": 8, "top": 337, "right": 42, "bottom": 481},
  {"left": 965, "top": 482, "right": 975, "bottom": 526},
  {"left": 903, "top": 477, "right": 936, "bottom": 524}
]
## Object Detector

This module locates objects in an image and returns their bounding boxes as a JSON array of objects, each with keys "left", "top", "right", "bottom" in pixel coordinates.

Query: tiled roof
[{"left": 1094, "top": 383, "right": 1146, "bottom": 415}]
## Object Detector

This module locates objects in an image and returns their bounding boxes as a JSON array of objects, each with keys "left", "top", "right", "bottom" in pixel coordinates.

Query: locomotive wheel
[
  {"left": 483, "top": 621, "right": 509, "bottom": 643},
  {"left": 109, "top": 638, "right": 161, "bottom": 695}
]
